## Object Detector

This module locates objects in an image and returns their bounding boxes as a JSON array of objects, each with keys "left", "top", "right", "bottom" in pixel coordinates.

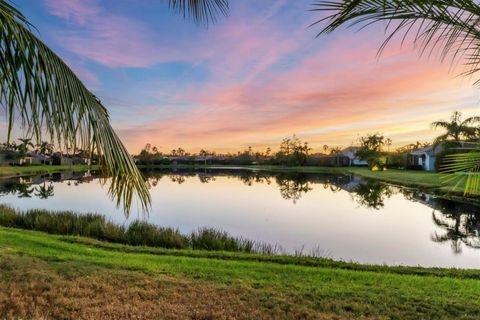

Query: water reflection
[
  {"left": 0, "top": 171, "right": 97, "bottom": 200},
  {"left": 430, "top": 200, "right": 480, "bottom": 253},
  {"left": 352, "top": 181, "right": 393, "bottom": 210},
  {"left": 1, "top": 168, "right": 480, "bottom": 259},
  {"left": 275, "top": 174, "right": 312, "bottom": 203},
  {"left": 34, "top": 181, "right": 55, "bottom": 199}
]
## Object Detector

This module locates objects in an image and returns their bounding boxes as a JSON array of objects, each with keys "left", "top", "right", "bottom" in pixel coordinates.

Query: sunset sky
[{"left": 12, "top": 0, "right": 480, "bottom": 153}]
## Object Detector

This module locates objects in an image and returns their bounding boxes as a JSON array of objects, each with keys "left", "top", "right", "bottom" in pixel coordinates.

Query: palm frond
[
  {"left": 0, "top": 1, "right": 150, "bottom": 213},
  {"left": 168, "top": 0, "right": 229, "bottom": 26},
  {"left": 311, "top": 0, "right": 480, "bottom": 83},
  {"left": 463, "top": 115, "right": 480, "bottom": 124},
  {"left": 441, "top": 151, "right": 480, "bottom": 195},
  {"left": 431, "top": 120, "right": 450, "bottom": 130}
]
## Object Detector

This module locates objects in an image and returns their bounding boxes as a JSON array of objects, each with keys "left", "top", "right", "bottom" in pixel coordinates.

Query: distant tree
[
  {"left": 37, "top": 141, "right": 54, "bottom": 165},
  {"left": 17, "top": 138, "right": 34, "bottom": 155},
  {"left": 356, "top": 134, "right": 390, "bottom": 170},
  {"left": 176, "top": 147, "right": 186, "bottom": 157},
  {"left": 395, "top": 141, "right": 429, "bottom": 154},
  {"left": 329, "top": 146, "right": 342, "bottom": 155},
  {"left": 276, "top": 135, "right": 311, "bottom": 166},
  {"left": 144, "top": 144, "right": 152, "bottom": 154},
  {"left": 265, "top": 147, "right": 271, "bottom": 158},
  {"left": 432, "top": 111, "right": 480, "bottom": 146},
  {"left": 199, "top": 149, "right": 209, "bottom": 165}
]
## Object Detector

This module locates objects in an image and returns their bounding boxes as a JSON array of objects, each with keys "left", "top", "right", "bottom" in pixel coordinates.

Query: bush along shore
[{"left": 0, "top": 204, "right": 284, "bottom": 254}]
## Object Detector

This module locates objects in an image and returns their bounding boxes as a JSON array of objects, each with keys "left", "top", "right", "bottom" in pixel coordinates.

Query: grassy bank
[
  {"left": 0, "top": 205, "right": 274, "bottom": 253},
  {"left": 0, "top": 164, "right": 97, "bottom": 178},
  {"left": 141, "top": 164, "right": 468, "bottom": 194},
  {"left": 1, "top": 227, "right": 480, "bottom": 319}
]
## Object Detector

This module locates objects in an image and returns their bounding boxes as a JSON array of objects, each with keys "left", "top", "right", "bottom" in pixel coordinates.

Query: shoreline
[
  {"left": 0, "top": 164, "right": 99, "bottom": 179},
  {"left": 0, "top": 164, "right": 477, "bottom": 203},
  {"left": 138, "top": 164, "right": 475, "bottom": 199}
]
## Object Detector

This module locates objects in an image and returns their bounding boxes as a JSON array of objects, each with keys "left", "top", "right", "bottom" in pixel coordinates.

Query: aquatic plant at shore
[{"left": 0, "top": 204, "right": 293, "bottom": 255}]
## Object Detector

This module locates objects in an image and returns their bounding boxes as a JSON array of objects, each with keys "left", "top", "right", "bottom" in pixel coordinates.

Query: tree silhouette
[{"left": 432, "top": 111, "right": 480, "bottom": 145}]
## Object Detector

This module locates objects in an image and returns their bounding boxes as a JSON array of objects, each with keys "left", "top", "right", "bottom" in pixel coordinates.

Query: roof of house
[
  {"left": 410, "top": 145, "right": 438, "bottom": 156},
  {"left": 410, "top": 141, "right": 477, "bottom": 156},
  {"left": 341, "top": 146, "right": 362, "bottom": 159}
]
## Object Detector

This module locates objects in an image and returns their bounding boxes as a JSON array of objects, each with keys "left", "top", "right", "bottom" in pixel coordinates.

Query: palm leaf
[
  {"left": 0, "top": 1, "right": 150, "bottom": 213},
  {"left": 441, "top": 151, "right": 480, "bottom": 195},
  {"left": 311, "top": 0, "right": 480, "bottom": 83},
  {"left": 168, "top": 0, "right": 229, "bottom": 26}
]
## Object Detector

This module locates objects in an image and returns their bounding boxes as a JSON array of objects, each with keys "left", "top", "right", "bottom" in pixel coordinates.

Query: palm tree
[
  {"left": 311, "top": 0, "right": 480, "bottom": 195},
  {"left": 17, "top": 138, "right": 34, "bottom": 155},
  {"left": 0, "top": 0, "right": 229, "bottom": 212},
  {"left": 37, "top": 141, "right": 54, "bottom": 165},
  {"left": 199, "top": 149, "right": 209, "bottom": 165},
  {"left": 431, "top": 111, "right": 480, "bottom": 145}
]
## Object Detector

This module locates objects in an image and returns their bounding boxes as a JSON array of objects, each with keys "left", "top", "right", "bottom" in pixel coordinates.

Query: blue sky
[{"left": 8, "top": 0, "right": 480, "bottom": 153}]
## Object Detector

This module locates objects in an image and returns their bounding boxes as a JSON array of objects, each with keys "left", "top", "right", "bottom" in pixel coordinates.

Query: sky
[{"left": 9, "top": 0, "right": 480, "bottom": 154}]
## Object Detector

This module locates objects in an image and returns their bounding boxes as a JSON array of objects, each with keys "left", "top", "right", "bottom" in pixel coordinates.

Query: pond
[{"left": 1, "top": 168, "right": 479, "bottom": 269}]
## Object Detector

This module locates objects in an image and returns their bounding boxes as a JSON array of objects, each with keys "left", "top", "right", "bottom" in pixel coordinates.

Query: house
[
  {"left": 341, "top": 147, "right": 368, "bottom": 166},
  {"left": 306, "top": 153, "right": 350, "bottom": 166},
  {"left": 52, "top": 153, "right": 86, "bottom": 165},
  {"left": 408, "top": 145, "right": 442, "bottom": 171},
  {"left": 20, "top": 152, "right": 51, "bottom": 165},
  {"left": 409, "top": 142, "right": 476, "bottom": 171}
]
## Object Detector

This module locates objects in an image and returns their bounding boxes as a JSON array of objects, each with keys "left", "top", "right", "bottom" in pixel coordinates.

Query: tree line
[{"left": 136, "top": 111, "right": 480, "bottom": 171}]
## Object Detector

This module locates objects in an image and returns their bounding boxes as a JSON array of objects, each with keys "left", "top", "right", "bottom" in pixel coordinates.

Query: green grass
[
  {"left": 0, "top": 164, "right": 98, "bottom": 177},
  {"left": 1, "top": 226, "right": 480, "bottom": 319}
]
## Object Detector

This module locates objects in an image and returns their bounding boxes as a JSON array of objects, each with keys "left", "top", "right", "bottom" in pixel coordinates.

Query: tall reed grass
[{"left": 0, "top": 204, "right": 280, "bottom": 254}]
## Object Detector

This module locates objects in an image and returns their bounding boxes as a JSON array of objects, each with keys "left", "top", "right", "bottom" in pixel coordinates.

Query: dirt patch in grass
[{"left": 0, "top": 254, "right": 355, "bottom": 320}]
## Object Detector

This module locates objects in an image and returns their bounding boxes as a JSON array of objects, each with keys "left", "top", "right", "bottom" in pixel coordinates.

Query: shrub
[
  {"left": 191, "top": 227, "right": 253, "bottom": 252},
  {"left": 125, "top": 221, "right": 188, "bottom": 249},
  {"left": 0, "top": 205, "right": 17, "bottom": 227}
]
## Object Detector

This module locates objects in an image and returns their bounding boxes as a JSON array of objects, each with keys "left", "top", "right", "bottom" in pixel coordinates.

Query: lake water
[{"left": 1, "top": 168, "right": 479, "bottom": 269}]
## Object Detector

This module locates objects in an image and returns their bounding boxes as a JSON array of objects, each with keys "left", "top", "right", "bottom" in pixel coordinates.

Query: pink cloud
[
  {"left": 65, "top": 60, "right": 101, "bottom": 88},
  {"left": 115, "top": 40, "right": 475, "bottom": 153},
  {"left": 44, "top": 0, "right": 178, "bottom": 68},
  {"left": 44, "top": 0, "right": 100, "bottom": 25}
]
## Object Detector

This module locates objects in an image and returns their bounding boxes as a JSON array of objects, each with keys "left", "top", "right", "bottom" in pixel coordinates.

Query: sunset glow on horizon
[{"left": 11, "top": 0, "right": 480, "bottom": 154}]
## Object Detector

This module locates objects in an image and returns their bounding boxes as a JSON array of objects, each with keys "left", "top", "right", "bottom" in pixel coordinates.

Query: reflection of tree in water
[
  {"left": 15, "top": 183, "right": 35, "bottom": 198},
  {"left": 169, "top": 175, "right": 186, "bottom": 184},
  {"left": 35, "top": 181, "right": 55, "bottom": 199},
  {"left": 198, "top": 174, "right": 216, "bottom": 184},
  {"left": 275, "top": 174, "right": 312, "bottom": 204},
  {"left": 352, "top": 180, "right": 393, "bottom": 210},
  {"left": 237, "top": 172, "right": 271, "bottom": 186},
  {"left": 429, "top": 199, "right": 480, "bottom": 254}
]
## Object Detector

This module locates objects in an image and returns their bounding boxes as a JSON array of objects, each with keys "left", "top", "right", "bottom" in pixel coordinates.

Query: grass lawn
[
  {"left": 0, "top": 164, "right": 98, "bottom": 177},
  {"left": 1, "top": 227, "right": 480, "bottom": 319}
]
